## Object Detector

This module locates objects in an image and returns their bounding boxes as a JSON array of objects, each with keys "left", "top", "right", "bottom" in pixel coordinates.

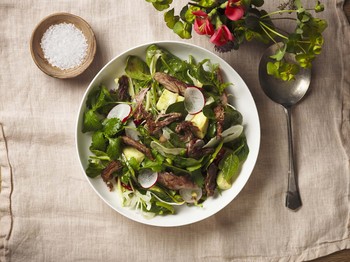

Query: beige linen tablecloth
[{"left": 1, "top": 1, "right": 349, "bottom": 261}]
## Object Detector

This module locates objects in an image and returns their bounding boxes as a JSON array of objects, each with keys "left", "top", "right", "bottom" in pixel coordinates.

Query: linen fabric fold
[{"left": 0, "top": 0, "right": 349, "bottom": 261}]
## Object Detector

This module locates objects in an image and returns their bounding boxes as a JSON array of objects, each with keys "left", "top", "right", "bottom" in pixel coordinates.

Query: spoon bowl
[
  {"left": 259, "top": 43, "right": 311, "bottom": 107},
  {"left": 259, "top": 43, "right": 311, "bottom": 211}
]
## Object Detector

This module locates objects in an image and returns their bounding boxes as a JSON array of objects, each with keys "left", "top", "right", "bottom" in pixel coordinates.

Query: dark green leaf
[
  {"left": 86, "top": 86, "right": 101, "bottom": 109},
  {"left": 189, "top": 168, "right": 204, "bottom": 188},
  {"left": 172, "top": 156, "right": 202, "bottom": 168},
  {"left": 102, "top": 118, "right": 123, "bottom": 137},
  {"left": 251, "top": 0, "right": 264, "bottom": 7},
  {"left": 224, "top": 106, "right": 243, "bottom": 128},
  {"left": 205, "top": 121, "right": 217, "bottom": 139},
  {"left": 164, "top": 8, "right": 179, "bottom": 29},
  {"left": 202, "top": 103, "right": 216, "bottom": 119},
  {"left": 233, "top": 137, "right": 249, "bottom": 162},
  {"left": 245, "top": 15, "right": 260, "bottom": 30},
  {"left": 165, "top": 101, "right": 186, "bottom": 115},
  {"left": 125, "top": 55, "right": 151, "bottom": 81},
  {"left": 83, "top": 109, "right": 103, "bottom": 133},
  {"left": 173, "top": 21, "right": 192, "bottom": 39},
  {"left": 142, "top": 151, "right": 165, "bottom": 172},
  {"left": 219, "top": 152, "right": 240, "bottom": 182},
  {"left": 85, "top": 158, "right": 107, "bottom": 178},
  {"left": 106, "top": 137, "right": 122, "bottom": 160},
  {"left": 93, "top": 85, "right": 116, "bottom": 112},
  {"left": 90, "top": 131, "right": 107, "bottom": 151}
]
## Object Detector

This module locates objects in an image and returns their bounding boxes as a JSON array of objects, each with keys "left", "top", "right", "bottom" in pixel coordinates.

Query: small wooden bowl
[{"left": 30, "top": 13, "right": 96, "bottom": 79}]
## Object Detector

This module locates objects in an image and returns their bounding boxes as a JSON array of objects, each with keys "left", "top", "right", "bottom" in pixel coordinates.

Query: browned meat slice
[
  {"left": 117, "top": 75, "right": 131, "bottom": 101},
  {"left": 101, "top": 160, "right": 123, "bottom": 191},
  {"left": 133, "top": 103, "right": 151, "bottom": 125},
  {"left": 216, "top": 66, "right": 224, "bottom": 85},
  {"left": 187, "top": 138, "right": 214, "bottom": 159},
  {"left": 132, "top": 88, "right": 152, "bottom": 124},
  {"left": 205, "top": 163, "right": 218, "bottom": 196},
  {"left": 101, "top": 160, "right": 123, "bottom": 181},
  {"left": 157, "top": 171, "right": 198, "bottom": 190},
  {"left": 175, "top": 121, "right": 200, "bottom": 141},
  {"left": 154, "top": 72, "right": 187, "bottom": 95},
  {"left": 121, "top": 136, "right": 154, "bottom": 161},
  {"left": 214, "top": 104, "right": 225, "bottom": 138},
  {"left": 147, "top": 112, "right": 182, "bottom": 135},
  {"left": 220, "top": 91, "right": 228, "bottom": 106}
]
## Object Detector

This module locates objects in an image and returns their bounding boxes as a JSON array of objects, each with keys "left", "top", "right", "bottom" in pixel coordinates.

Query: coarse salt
[{"left": 40, "top": 23, "right": 88, "bottom": 70}]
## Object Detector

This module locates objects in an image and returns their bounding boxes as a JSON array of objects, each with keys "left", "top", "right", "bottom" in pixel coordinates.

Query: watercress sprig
[{"left": 145, "top": 0, "right": 327, "bottom": 81}]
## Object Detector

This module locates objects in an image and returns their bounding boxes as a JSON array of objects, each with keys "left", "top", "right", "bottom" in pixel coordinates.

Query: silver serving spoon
[{"left": 258, "top": 43, "right": 311, "bottom": 211}]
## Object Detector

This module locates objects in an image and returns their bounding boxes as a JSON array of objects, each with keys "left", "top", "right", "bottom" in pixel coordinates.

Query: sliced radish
[
  {"left": 125, "top": 120, "right": 140, "bottom": 141},
  {"left": 138, "top": 169, "right": 158, "bottom": 188},
  {"left": 184, "top": 87, "right": 205, "bottom": 114},
  {"left": 179, "top": 188, "right": 203, "bottom": 203},
  {"left": 222, "top": 125, "right": 243, "bottom": 143},
  {"left": 107, "top": 103, "right": 132, "bottom": 122},
  {"left": 203, "top": 125, "right": 244, "bottom": 148}
]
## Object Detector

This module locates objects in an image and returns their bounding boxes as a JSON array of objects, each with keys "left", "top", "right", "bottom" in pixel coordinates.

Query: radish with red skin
[
  {"left": 179, "top": 188, "right": 203, "bottom": 203},
  {"left": 107, "top": 103, "right": 132, "bottom": 122},
  {"left": 184, "top": 86, "right": 206, "bottom": 114},
  {"left": 138, "top": 169, "right": 158, "bottom": 188}
]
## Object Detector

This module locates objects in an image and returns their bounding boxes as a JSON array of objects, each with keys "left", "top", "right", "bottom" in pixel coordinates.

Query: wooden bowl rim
[{"left": 30, "top": 12, "right": 97, "bottom": 79}]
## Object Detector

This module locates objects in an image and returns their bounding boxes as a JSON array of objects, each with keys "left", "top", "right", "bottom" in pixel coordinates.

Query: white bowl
[{"left": 75, "top": 41, "right": 260, "bottom": 227}]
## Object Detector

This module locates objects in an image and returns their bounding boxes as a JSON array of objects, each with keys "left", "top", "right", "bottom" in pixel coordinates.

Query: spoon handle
[{"left": 284, "top": 107, "right": 302, "bottom": 210}]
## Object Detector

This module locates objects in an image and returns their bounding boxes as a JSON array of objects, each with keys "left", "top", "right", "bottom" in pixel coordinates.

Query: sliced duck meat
[
  {"left": 154, "top": 72, "right": 187, "bottom": 95},
  {"left": 101, "top": 160, "right": 123, "bottom": 191},
  {"left": 121, "top": 136, "right": 154, "bottom": 161},
  {"left": 187, "top": 138, "right": 214, "bottom": 159},
  {"left": 132, "top": 88, "right": 152, "bottom": 124},
  {"left": 175, "top": 121, "right": 200, "bottom": 141},
  {"left": 147, "top": 112, "right": 182, "bottom": 135},
  {"left": 157, "top": 171, "right": 198, "bottom": 190},
  {"left": 214, "top": 104, "right": 225, "bottom": 138},
  {"left": 205, "top": 163, "right": 218, "bottom": 196}
]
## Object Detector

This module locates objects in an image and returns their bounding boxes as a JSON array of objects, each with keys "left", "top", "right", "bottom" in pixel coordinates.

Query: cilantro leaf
[
  {"left": 102, "top": 118, "right": 123, "bottom": 137},
  {"left": 90, "top": 131, "right": 107, "bottom": 151},
  {"left": 106, "top": 137, "right": 122, "bottom": 160},
  {"left": 83, "top": 109, "right": 103, "bottom": 133}
]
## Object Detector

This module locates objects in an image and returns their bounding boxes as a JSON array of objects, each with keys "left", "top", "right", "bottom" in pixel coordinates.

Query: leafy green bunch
[{"left": 145, "top": 0, "right": 327, "bottom": 81}]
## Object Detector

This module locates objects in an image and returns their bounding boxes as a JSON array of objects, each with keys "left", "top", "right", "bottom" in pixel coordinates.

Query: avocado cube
[
  {"left": 122, "top": 146, "right": 145, "bottom": 163},
  {"left": 156, "top": 89, "right": 178, "bottom": 111},
  {"left": 190, "top": 112, "right": 208, "bottom": 139}
]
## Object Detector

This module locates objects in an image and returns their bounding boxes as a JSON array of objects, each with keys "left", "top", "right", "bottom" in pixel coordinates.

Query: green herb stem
[
  {"left": 297, "top": 43, "right": 307, "bottom": 53},
  {"left": 259, "top": 23, "right": 277, "bottom": 44},
  {"left": 268, "top": 17, "right": 297, "bottom": 21},
  {"left": 259, "top": 22, "right": 289, "bottom": 40},
  {"left": 261, "top": 9, "right": 298, "bottom": 19}
]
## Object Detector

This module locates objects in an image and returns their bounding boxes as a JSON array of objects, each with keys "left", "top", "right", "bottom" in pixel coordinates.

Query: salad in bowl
[{"left": 76, "top": 42, "right": 260, "bottom": 226}]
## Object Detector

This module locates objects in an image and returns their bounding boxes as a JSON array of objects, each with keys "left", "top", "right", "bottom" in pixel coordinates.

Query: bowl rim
[
  {"left": 75, "top": 40, "right": 261, "bottom": 227},
  {"left": 30, "top": 12, "right": 97, "bottom": 79}
]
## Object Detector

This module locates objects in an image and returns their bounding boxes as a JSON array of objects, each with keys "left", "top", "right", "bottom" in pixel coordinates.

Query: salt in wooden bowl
[{"left": 30, "top": 12, "right": 96, "bottom": 79}]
